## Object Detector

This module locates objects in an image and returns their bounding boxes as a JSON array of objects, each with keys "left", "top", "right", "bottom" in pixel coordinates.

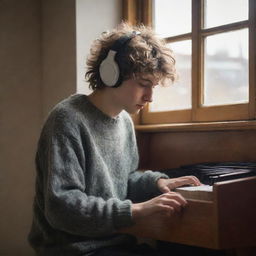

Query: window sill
[{"left": 135, "top": 120, "right": 256, "bottom": 133}]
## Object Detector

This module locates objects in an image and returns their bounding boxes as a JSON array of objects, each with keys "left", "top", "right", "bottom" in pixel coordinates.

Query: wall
[
  {"left": 76, "top": 0, "right": 122, "bottom": 95},
  {"left": 41, "top": 0, "right": 77, "bottom": 119},
  {"left": 0, "top": 0, "right": 121, "bottom": 255},
  {"left": 0, "top": 0, "right": 41, "bottom": 255}
]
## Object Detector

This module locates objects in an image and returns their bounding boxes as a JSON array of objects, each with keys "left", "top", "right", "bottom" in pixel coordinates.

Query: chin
[{"left": 126, "top": 108, "right": 140, "bottom": 115}]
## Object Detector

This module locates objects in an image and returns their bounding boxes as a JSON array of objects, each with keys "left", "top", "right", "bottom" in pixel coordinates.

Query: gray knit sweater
[{"left": 28, "top": 94, "right": 168, "bottom": 256}]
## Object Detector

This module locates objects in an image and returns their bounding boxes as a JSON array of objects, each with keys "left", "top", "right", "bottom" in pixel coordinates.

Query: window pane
[
  {"left": 204, "top": 0, "right": 248, "bottom": 28},
  {"left": 153, "top": 0, "right": 191, "bottom": 38},
  {"left": 150, "top": 40, "right": 192, "bottom": 112},
  {"left": 203, "top": 29, "right": 248, "bottom": 106}
]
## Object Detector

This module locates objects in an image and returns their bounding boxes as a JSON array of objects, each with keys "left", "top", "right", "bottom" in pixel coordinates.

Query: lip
[{"left": 136, "top": 104, "right": 145, "bottom": 109}]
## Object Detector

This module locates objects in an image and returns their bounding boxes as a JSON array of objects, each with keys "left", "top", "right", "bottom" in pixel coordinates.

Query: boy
[{"left": 28, "top": 23, "right": 200, "bottom": 256}]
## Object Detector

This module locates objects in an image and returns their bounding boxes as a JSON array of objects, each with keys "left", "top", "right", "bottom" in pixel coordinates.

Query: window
[{"left": 123, "top": 0, "right": 256, "bottom": 124}]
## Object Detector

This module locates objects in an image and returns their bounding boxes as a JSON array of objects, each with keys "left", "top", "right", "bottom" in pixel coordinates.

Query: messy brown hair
[{"left": 85, "top": 22, "right": 177, "bottom": 90}]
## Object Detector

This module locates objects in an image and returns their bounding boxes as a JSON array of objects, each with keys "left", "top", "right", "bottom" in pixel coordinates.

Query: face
[{"left": 112, "top": 74, "right": 159, "bottom": 114}]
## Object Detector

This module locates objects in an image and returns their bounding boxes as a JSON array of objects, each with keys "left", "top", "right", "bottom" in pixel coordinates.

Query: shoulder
[
  {"left": 43, "top": 94, "right": 86, "bottom": 135},
  {"left": 50, "top": 94, "right": 87, "bottom": 118}
]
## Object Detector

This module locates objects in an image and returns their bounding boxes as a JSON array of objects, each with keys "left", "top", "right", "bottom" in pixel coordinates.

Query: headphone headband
[{"left": 110, "top": 31, "right": 141, "bottom": 52}]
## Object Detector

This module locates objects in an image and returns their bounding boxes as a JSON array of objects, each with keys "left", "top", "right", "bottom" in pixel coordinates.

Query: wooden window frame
[{"left": 123, "top": 0, "right": 256, "bottom": 125}]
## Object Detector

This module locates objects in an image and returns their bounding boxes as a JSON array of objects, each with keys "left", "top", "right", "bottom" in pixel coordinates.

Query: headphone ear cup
[{"left": 99, "top": 50, "right": 120, "bottom": 87}]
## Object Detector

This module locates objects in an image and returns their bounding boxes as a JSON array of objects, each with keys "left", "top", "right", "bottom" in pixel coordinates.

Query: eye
[{"left": 139, "top": 82, "right": 150, "bottom": 88}]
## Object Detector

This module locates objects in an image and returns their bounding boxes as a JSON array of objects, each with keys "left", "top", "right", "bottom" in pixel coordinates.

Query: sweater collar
[{"left": 82, "top": 95, "right": 121, "bottom": 125}]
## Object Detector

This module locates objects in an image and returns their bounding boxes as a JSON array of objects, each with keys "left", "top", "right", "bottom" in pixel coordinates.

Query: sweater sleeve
[
  {"left": 123, "top": 113, "right": 169, "bottom": 202},
  {"left": 127, "top": 169, "right": 169, "bottom": 202},
  {"left": 38, "top": 111, "right": 134, "bottom": 238}
]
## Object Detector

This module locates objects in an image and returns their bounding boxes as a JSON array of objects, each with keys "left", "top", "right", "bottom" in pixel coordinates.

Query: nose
[{"left": 143, "top": 88, "right": 153, "bottom": 102}]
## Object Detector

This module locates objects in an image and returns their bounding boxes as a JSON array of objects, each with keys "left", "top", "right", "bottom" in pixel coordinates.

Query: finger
[
  {"left": 171, "top": 192, "right": 187, "bottom": 206},
  {"left": 163, "top": 192, "right": 187, "bottom": 207},
  {"left": 160, "top": 185, "right": 171, "bottom": 194},
  {"left": 159, "top": 205, "right": 175, "bottom": 216},
  {"left": 189, "top": 176, "right": 202, "bottom": 186},
  {"left": 177, "top": 176, "right": 201, "bottom": 186},
  {"left": 166, "top": 199, "right": 182, "bottom": 212},
  {"left": 193, "top": 176, "right": 202, "bottom": 185},
  {"left": 183, "top": 176, "right": 201, "bottom": 186}
]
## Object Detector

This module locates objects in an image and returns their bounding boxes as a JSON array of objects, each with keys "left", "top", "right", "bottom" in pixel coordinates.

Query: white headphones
[{"left": 99, "top": 31, "right": 141, "bottom": 87}]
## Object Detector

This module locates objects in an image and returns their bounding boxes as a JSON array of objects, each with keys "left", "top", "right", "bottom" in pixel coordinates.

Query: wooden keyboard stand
[{"left": 120, "top": 177, "right": 256, "bottom": 254}]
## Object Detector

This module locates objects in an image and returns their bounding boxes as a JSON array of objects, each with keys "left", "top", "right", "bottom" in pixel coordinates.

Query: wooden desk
[
  {"left": 121, "top": 177, "right": 256, "bottom": 251},
  {"left": 134, "top": 125, "right": 256, "bottom": 255}
]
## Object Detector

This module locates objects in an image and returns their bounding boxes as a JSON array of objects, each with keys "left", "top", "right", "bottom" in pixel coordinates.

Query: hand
[
  {"left": 131, "top": 192, "right": 187, "bottom": 220},
  {"left": 157, "top": 176, "right": 201, "bottom": 193}
]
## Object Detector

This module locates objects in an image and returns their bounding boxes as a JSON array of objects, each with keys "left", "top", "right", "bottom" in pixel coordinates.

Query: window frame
[{"left": 123, "top": 0, "right": 256, "bottom": 125}]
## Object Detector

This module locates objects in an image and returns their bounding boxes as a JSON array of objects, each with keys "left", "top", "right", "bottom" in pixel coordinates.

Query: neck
[{"left": 87, "top": 89, "right": 122, "bottom": 118}]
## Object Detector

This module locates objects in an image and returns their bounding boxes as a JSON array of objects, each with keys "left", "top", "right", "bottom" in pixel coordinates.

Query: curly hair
[{"left": 85, "top": 23, "right": 177, "bottom": 90}]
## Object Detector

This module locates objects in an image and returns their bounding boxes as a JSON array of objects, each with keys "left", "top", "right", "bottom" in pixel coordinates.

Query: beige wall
[
  {"left": 0, "top": 0, "right": 121, "bottom": 255},
  {"left": 0, "top": 1, "right": 77, "bottom": 254},
  {"left": 76, "top": 0, "right": 122, "bottom": 95},
  {"left": 41, "top": 0, "right": 77, "bottom": 118},
  {"left": 0, "top": 0, "right": 42, "bottom": 255}
]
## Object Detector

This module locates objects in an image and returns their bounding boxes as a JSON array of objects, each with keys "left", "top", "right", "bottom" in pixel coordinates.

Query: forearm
[
  {"left": 128, "top": 170, "right": 169, "bottom": 202},
  {"left": 45, "top": 190, "right": 133, "bottom": 237},
  {"left": 116, "top": 203, "right": 148, "bottom": 235}
]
